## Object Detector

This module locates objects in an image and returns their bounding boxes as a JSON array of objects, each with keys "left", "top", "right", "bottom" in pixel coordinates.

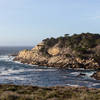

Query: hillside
[
  {"left": 0, "top": 85, "right": 100, "bottom": 100},
  {"left": 14, "top": 33, "right": 100, "bottom": 69}
]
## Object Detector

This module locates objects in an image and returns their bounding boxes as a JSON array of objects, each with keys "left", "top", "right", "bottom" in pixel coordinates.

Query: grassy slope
[{"left": 0, "top": 85, "right": 100, "bottom": 100}]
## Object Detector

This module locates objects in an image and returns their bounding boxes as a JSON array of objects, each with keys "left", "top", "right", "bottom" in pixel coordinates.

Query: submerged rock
[{"left": 78, "top": 73, "right": 86, "bottom": 77}]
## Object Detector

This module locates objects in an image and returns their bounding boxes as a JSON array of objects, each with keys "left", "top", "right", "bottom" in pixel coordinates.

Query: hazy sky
[{"left": 0, "top": 0, "right": 100, "bottom": 46}]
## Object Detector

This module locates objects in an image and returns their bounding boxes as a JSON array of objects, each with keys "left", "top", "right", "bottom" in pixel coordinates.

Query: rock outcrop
[
  {"left": 14, "top": 33, "right": 100, "bottom": 69},
  {"left": 91, "top": 71, "right": 100, "bottom": 80}
]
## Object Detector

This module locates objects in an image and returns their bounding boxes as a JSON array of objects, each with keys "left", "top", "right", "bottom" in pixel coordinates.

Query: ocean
[{"left": 0, "top": 47, "right": 100, "bottom": 88}]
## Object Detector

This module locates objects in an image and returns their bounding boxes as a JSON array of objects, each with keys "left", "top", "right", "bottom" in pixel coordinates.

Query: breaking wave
[{"left": 0, "top": 55, "right": 14, "bottom": 62}]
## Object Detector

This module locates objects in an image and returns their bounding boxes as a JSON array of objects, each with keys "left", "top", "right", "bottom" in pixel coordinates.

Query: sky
[{"left": 0, "top": 0, "right": 100, "bottom": 46}]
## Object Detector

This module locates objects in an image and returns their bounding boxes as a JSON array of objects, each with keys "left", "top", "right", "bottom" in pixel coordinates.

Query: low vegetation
[
  {"left": 0, "top": 84, "right": 100, "bottom": 100},
  {"left": 43, "top": 32, "right": 100, "bottom": 48}
]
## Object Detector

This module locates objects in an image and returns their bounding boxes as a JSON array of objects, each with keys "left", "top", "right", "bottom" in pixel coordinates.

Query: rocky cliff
[{"left": 14, "top": 33, "right": 100, "bottom": 69}]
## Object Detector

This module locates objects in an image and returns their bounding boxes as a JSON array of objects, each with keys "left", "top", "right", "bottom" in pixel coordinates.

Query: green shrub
[
  {"left": 66, "top": 54, "right": 72, "bottom": 57},
  {"left": 75, "top": 47, "right": 88, "bottom": 54}
]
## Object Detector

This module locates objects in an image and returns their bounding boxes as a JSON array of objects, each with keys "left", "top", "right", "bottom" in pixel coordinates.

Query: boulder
[
  {"left": 48, "top": 47, "right": 60, "bottom": 56},
  {"left": 91, "top": 71, "right": 100, "bottom": 80}
]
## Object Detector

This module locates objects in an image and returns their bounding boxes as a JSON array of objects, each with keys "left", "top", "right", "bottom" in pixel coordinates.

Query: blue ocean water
[{"left": 0, "top": 47, "right": 100, "bottom": 88}]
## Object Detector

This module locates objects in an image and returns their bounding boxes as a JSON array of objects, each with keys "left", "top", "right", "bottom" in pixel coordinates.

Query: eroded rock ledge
[{"left": 14, "top": 33, "right": 100, "bottom": 69}]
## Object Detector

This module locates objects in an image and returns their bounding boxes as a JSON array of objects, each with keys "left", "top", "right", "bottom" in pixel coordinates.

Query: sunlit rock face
[
  {"left": 48, "top": 47, "right": 60, "bottom": 56},
  {"left": 32, "top": 42, "right": 45, "bottom": 51}
]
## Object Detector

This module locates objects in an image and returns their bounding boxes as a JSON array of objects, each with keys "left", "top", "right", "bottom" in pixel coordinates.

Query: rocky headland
[{"left": 14, "top": 33, "right": 100, "bottom": 71}]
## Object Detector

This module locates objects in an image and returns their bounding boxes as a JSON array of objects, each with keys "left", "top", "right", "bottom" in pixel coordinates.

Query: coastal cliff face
[{"left": 14, "top": 33, "right": 100, "bottom": 69}]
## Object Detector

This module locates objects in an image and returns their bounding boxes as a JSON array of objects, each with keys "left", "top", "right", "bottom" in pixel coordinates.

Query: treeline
[
  {"left": 43, "top": 32, "right": 100, "bottom": 49},
  {"left": 41, "top": 33, "right": 100, "bottom": 59}
]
